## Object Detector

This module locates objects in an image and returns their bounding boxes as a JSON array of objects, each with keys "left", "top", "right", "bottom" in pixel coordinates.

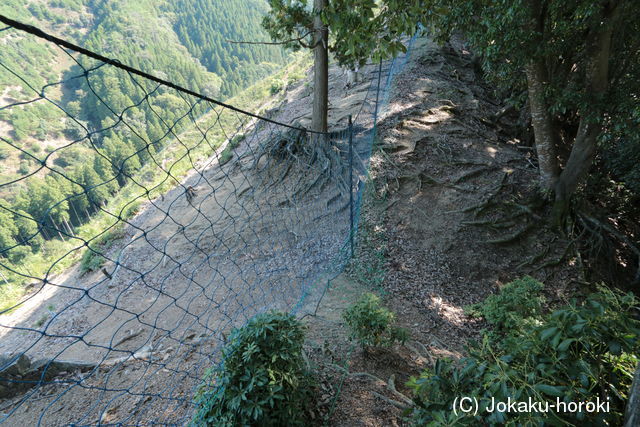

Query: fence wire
[{"left": 0, "top": 16, "right": 418, "bottom": 425}]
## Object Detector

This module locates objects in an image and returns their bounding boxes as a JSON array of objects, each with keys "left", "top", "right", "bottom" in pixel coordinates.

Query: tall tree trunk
[
  {"left": 40, "top": 225, "right": 49, "bottom": 240},
  {"left": 0, "top": 270, "right": 9, "bottom": 286},
  {"left": 70, "top": 202, "right": 81, "bottom": 225},
  {"left": 55, "top": 226, "right": 64, "bottom": 241},
  {"left": 525, "top": 61, "right": 560, "bottom": 191},
  {"left": 49, "top": 215, "right": 64, "bottom": 240},
  {"left": 63, "top": 219, "right": 74, "bottom": 237},
  {"left": 311, "top": 0, "right": 329, "bottom": 134},
  {"left": 553, "top": 1, "right": 620, "bottom": 218},
  {"left": 524, "top": 0, "right": 560, "bottom": 192}
]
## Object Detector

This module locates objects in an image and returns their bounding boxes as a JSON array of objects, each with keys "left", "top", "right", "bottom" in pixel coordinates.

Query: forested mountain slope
[
  {"left": 0, "top": 0, "right": 286, "bottom": 149},
  {"left": 173, "top": 0, "right": 287, "bottom": 97},
  {"left": 0, "top": 0, "right": 290, "bottom": 301}
]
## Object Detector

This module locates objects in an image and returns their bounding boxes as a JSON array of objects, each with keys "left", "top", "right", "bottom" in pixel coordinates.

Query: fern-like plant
[{"left": 465, "top": 275, "right": 545, "bottom": 332}]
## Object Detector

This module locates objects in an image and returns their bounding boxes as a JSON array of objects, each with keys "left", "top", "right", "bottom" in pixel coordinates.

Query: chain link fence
[{"left": 0, "top": 16, "right": 418, "bottom": 424}]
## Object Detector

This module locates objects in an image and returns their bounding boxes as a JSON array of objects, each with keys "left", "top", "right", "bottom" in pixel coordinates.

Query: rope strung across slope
[{"left": 0, "top": 14, "right": 323, "bottom": 135}]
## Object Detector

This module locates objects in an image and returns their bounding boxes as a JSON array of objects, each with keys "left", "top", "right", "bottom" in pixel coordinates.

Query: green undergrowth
[
  {"left": 344, "top": 292, "right": 408, "bottom": 350},
  {"left": 407, "top": 279, "right": 640, "bottom": 426},
  {"left": 192, "top": 311, "right": 313, "bottom": 426},
  {"left": 465, "top": 276, "right": 545, "bottom": 335}
]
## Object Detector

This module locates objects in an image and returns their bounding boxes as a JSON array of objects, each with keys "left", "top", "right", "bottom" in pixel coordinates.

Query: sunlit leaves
[{"left": 192, "top": 311, "right": 313, "bottom": 426}]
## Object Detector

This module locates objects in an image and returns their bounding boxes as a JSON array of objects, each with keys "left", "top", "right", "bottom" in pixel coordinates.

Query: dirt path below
[{"left": 317, "top": 36, "right": 583, "bottom": 426}]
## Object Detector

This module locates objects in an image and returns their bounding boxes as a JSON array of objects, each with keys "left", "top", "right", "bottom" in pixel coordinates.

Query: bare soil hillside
[{"left": 310, "top": 36, "right": 584, "bottom": 426}]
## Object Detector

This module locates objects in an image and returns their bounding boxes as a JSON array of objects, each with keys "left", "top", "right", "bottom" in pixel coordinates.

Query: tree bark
[
  {"left": 311, "top": 0, "right": 329, "bottom": 134},
  {"left": 625, "top": 362, "right": 640, "bottom": 427},
  {"left": 525, "top": 61, "right": 560, "bottom": 191},
  {"left": 63, "top": 219, "right": 74, "bottom": 237},
  {"left": 69, "top": 203, "right": 81, "bottom": 225},
  {"left": 40, "top": 225, "right": 49, "bottom": 240},
  {"left": 49, "top": 215, "right": 64, "bottom": 240},
  {"left": 524, "top": 0, "right": 560, "bottom": 192},
  {"left": 553, "top": 1, "right": 620, "bottom": 215}
]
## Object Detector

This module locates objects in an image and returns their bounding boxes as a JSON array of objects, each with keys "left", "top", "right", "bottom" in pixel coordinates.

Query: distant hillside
[
  {"left": 0, "top": 0, "right": 288, "bottom": 193},
  {"left": 0, "top": 0, "right": 287, "bottom": 145},
  {"left": 0, "top": 0, "right": 293, "bottom": 286},
  {"left": 172, "top": 0, "right": 287, "bottom": 97}
]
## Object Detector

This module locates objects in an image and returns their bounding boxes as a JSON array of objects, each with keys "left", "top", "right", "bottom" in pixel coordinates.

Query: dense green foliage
[
  {"left": 465, "top": 276, "right": 544, "bottom": 333},
  {"left": 0, "top": 0, "right": 288, "bottom": 155},
  {"left": 192, "top": 311, "right": 313, "bottom": 426},
  {"left": 0, "top": 0, "right": 254, "bottom": 205},
  {"left": 261, "top": 0, "right": 421, "bottom": 68},
  {"left": 343, "top": 292, "right": 408, "bottom": 350},
  {"left": 419, "top": 0, "right": 640, "bottom": 211},
  {"left": 172, "top": 0, "right": 287, "bottom": 98},
  {"left": 408, "top": 282, "right": 640, "bottom": 426},
  {"left": 324, "top": 0, "right": 422, "bottom": 67}
]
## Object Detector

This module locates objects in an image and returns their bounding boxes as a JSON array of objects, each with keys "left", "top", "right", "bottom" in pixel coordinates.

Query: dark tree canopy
[{"left": 419, "top": 0, "right": 639, "bottom": 216}]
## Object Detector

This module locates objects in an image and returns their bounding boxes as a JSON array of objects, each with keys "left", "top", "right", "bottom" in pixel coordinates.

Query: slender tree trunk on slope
[
  {"left": 525, "top": 61, "right": 560, "bottom": 191},
  {"left": 625, "top": 362, "right": 640, "bottom": 427},
  {"left": 70, "top": 202, "right": 81, "bottom": 225},
  {"left": 553, "top": 1, "right": 620, "bottom": 219},
  {"left": 63, "top": 218, "right": 74, "bottom": 237},
  {"left": 312, "top": 0, "right": 329, "bottom": 135},
  {"left": 49, "top": 216, "right": 64, "bottom": 241},
  {"left": 524, "top": 0, "right": 560, "bottom": 192}
]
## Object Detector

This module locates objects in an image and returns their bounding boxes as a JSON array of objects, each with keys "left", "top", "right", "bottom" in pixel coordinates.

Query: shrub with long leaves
[
  {"left": 408, "top": 283, "right": 640, "bottom": 426},
  {"left": 192, "top": 311, "right": 313, "bottom": 426},
  {"left": 343, "top": 292, "right": 408, "bottom": 350}
]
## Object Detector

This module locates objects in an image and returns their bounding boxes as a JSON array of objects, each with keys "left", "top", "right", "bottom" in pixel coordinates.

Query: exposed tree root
[
  {"left": 396, "top": 172, "right": 472, "bottom": 193},
  {"left": 533, "top": 238, "right": 578, "bottom": 272},
  {"left": 446, "top": 200, "right": 498, "bottom": 215},
  {"left": 405, "top": 340, "right": 435, "bottom": 366},
  {"left": 325, "top": 193, "right": 343, "bottom": 208},
  {"left": 253, "top": 127, "right": 351, "bottom": 199},
  {"left": 516, "top": 245, "right": 551, "bottom": 269},
  {"left": 446, "top": 172, "right": 509, "bottom": 215},
  {"left": 326, "top": 363, "right": 414, "bottom": 409},
  {"left": 429, "top": 335, "right": 455, "bottom": 353},
  {"left": 505, "top": 201, "right": 543, "bottom": 221},
  {"left": 487, "top": 223, "right": 534, "bottom": 245},
  {"left": 375, "top": 146, "right": 403, "bottom": 172},
  {"left": 448, "top": 159, "right": 493, "bottom": 168},
  {"left": 371, "top": 391, "right": 411, "bottom": 410},
  {"left": 461, "top": 218, "right": 519, "bottom": 230},
  {"left": 384, "top": 199, "right": 399, "bottom": 211},
  {"left": 453, "top": 165, "right": 497, "bottom": 184},
  {"left": 577, "top": 214, "right": 640, "bottom": 285}
]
